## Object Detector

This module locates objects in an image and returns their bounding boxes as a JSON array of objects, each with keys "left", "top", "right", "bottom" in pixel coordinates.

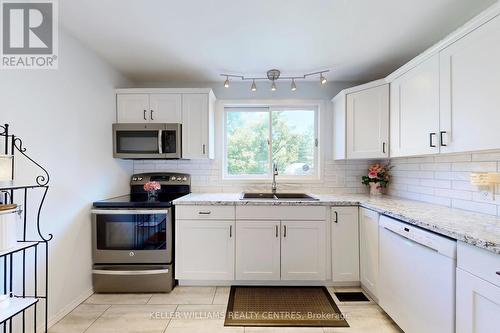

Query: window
[{"left": 224, "top": 106, "right": 319, "bottom": 179}]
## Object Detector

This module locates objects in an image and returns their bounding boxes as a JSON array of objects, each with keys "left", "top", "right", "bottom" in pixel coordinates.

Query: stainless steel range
[{"left": 91, "top": 173, "right": 190, "bottom": 293}]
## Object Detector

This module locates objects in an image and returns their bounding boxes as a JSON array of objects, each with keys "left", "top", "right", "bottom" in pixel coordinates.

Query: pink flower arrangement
[
  {"left": 362, "top": 163, "right": 392, "bottom": 188},
  {"left": 143, "top": 181, "right": 161, "bottom": 192}
]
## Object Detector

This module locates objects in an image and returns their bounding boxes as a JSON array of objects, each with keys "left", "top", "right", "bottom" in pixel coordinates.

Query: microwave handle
[{"left": 158, "top": 130, "right": 163, "bottom": 154}]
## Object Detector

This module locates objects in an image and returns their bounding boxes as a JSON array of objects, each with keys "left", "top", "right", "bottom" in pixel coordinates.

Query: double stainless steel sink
[{"left": 240, "top": 192, "right": 318, "bottom": 201}]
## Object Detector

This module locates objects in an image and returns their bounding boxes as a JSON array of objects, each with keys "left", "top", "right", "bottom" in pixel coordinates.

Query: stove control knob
[
  {"left": 171, "top": 176, "right": 177, "bottom": 181},
  {"left": 182, "top": 177, "right": 188, "bottom": 181},
  {"left": 178, "top": 178, "right": 182, "bottom": 181},
  {"left": 138, "top": 177, "right": 143, "bottom": 181},
  {"left": 132, "top": 177, "right": 137, "bottom": 181}
]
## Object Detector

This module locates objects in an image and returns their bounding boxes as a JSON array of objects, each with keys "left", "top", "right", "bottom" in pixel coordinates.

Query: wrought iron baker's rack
[{"left": 0, "top": 123, "right": 51, "bottom": 332}]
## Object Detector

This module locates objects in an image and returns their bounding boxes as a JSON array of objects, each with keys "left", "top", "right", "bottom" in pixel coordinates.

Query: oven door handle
[
  {"left": 158, "top": 130, "right": 163, "bottom": 154},
  {"left": 92, "top": 268, "right": 169, "bottom": 276},
  {"left": 91, "top": 209, "right": 171, "bottom": 215}
]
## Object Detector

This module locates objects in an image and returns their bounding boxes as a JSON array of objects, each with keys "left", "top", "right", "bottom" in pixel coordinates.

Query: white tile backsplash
[
  {"left": 134, "top": 159, "right": 372, "bottom": 194},
  {"left": 388, "top": 151, "right": 500, "bottom": 216}
]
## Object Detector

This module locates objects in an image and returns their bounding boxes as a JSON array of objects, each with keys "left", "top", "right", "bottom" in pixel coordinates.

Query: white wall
[
  {"left": 388, "top": 151, "right": 500, "bottom": 216},
  {"left": 0, "top": 30, "right": 133, "bottom": 326}
]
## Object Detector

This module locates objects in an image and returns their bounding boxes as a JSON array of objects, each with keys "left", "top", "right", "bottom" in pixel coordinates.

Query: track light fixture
[{"left": 220, "top": 69, "right": 329, "bottom": 92}]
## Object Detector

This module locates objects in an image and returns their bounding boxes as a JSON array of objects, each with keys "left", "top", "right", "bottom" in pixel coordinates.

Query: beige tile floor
[{"left": 49, "top": 287, "right": 403, "bottom": 333}]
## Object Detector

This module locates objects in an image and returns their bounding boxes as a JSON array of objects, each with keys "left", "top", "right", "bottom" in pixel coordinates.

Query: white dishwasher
[{"left": 378, "top": 216, "right": 457, "bottom": 333}]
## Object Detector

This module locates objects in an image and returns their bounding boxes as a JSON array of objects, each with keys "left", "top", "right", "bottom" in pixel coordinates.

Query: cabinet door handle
[
  {"left": 198, "top": 211, "right": 211, "bottom": 215},
  {"left": 334, "top": 211, "right": 338, "bottom": 223},
  {"left": 283, "top": 225, "right": 287, "bottom": 238},
  {"left": 496, "top": 271, "right": 500, "bottom": 276},
  {"left": 143, "top": 110, "right": 147, "bottom": 120},
  {"left": 202, "top": 144, "right": 206, "bottom": 155},
  {"left": 150, "top": 110, "right": 154, "bottom": 121},
  {"left": 440, "top": 131, "right": 447, "bottom": 146},
  {"left": 229, "top": 225, "right": 232, "bottom": 238},
  {"left": 275, "top": 225, "right": 279, "bottom": 238},
  {"left": 382, "top": 142, "right": 386, "bottom": 154},
  {"left": 429, "top": 133, "right": 437, "bottom": 148}
]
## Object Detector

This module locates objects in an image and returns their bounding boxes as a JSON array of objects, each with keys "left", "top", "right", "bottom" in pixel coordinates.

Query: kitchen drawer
[
  {"left": 458, "top": 241, "right": 500, "bottom": 287},
  {"left": 176, "top": 205, "right": 235, "bottom": 220},
  {"left": 236, "top": 205, "right": 327, "bottom": 220}
]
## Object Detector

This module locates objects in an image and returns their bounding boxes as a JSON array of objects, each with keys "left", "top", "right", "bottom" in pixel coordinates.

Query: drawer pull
[
  {"left": 229, "top": 225, "right": 232, "bottom": 238},
  {"left": 198, "top": 211, "right": 211, "bottom": 215}
]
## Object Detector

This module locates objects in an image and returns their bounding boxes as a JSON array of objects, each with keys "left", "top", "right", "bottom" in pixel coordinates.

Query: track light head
[
  {"left": 291, "top": 79, "right": 297, "bottom": 91},
  {"left": 320, "top": 73, "right": 327, "bottom": 85},
  {"left": 224, "top": 76, "right": 229, "bottom": 88},
  {"left": 271, "top": 80, "right": 277, "bottom": 91},
  {"left": 251, "top": 80, "right": 257, "bottom": 92}
]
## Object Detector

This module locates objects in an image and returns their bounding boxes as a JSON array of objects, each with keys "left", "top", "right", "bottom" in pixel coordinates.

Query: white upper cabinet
[
  {"left": 117, "top": 93, "right": 181, "bottom": 123},
  {"left": 390, "top": 54, "right": 440, "bottom": 157},
  {"left": 439, "top": 14, "right": 500, "bottom": 153},
  {"left": 333, "top": 80, "right": 389, "bottom": 160},
  {"left": 182, "top": 93, "right": 215, "bottom": 160},
  {"left": 149, "top": 94, "right": 182, "bottom": 123},
  {"left": 116, "top": 94, "right": 150, "bottom": 123},
  {"left": 331, "top": 207, "right": 360, "bottom": 282}
]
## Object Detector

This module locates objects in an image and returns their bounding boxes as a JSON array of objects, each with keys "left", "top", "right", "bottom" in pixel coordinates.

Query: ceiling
[{"left": 60, "top": 0, "right": 497, "bottom": 83}]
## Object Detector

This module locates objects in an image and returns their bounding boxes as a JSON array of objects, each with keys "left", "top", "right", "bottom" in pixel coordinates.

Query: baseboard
[
  {"left": 38, "top": 287, "right": 94, "bottom": 332},
  {"left": 178, "top": 280, "right": 361, "bottom": 287}
]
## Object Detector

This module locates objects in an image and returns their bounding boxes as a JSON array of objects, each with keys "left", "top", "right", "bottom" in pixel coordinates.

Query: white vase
[{"left": 369, "top": 183, "right": 383, "bottom": 196}]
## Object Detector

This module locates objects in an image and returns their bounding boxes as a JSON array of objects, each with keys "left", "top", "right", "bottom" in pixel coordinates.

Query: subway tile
[
  {"left": 451, "top": 161, "right": 497, "bottom": 172},
  {"left": 420, "top": 163, "right": 451, "bottom": 171},
  {"left": 434, "top": 154, "right": 472, "bottom": 163},
  {"left": 419, "top": 194, "right": 452, "bottom": 207},
  {"left": 452, "top": 199, "right": 497, "bottom": 216},
  {"left": 407, "top": 185, "right": 434, "bottom": 195},
  {"left": 471, "top": 151, "right": 500, "bottom": 162},
  {"left": 434, "top": 188, "right": 472, "bottom": 201},
  {"left": 419, "top": 179, "right": 451, "bottom": 189}
]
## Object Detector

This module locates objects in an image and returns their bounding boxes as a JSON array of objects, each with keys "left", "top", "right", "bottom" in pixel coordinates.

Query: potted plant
[{"left": 362, "top": 163, "right": 392, "bottom": 196}]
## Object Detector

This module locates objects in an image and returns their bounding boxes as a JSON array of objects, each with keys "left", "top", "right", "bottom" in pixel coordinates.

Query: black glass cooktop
[{"left": 92, "top": 194, "right": 185, "bottom": 208}]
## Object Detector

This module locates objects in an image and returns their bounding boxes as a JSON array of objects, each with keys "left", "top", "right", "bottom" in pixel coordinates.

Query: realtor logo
[{"left": 1, "top": 0, "right": 58, "bottom": 69}]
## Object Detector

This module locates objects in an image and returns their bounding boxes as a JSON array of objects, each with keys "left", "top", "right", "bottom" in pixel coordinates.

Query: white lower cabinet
[
  {"left": 456, "top": 269, "right": 500, "bottom": 333},
  {"left": 281, "top": 220, "right": 326, "bottom": 281},
  {"left": 359, "top": 208, "right": 379, "bottom": 300},
  {"left": 235, "top": 221, "right": 281, "bottom": 280},
  {"left": 331, "top": 207, "right": 359, "bottom": 282},
  {"left": 175, "top": 220, "right": 234, "bottom": 280},
  {"left": 456, "top": 241, "right": 500, "bottom": 333}
]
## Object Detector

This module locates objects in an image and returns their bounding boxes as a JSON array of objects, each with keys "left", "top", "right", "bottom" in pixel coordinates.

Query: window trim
[{"left": 222, "top": 103, "right": 321, "bottom": 181}]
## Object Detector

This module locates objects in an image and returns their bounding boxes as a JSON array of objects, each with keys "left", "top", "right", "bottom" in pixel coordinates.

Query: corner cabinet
[
  {"left": 115, "top": 89, "right": 215, "bottom": 159},
  {"left": 389, "top": 54, "right": 440, "bottom": 157},
  {"left": 359, "top": 207, "right": 380, "bottom": 301},
  {"left": 333, "top": 80, "right": 389, "bottom": 160}
]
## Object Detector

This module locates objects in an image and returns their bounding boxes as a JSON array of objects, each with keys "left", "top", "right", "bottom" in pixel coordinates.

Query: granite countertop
[{"left": 173, "top": 193, "right": 500, "bottom": 254}]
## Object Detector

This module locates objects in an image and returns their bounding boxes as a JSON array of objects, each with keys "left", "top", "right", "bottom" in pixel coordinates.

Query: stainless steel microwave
[{"left": 113, "top": 123, "right": 181, "bottom": 159}]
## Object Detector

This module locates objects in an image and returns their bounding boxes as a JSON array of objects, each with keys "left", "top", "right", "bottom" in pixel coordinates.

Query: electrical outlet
[{"left": 480, "top": 190, "right": 493, "bottom": 201}]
